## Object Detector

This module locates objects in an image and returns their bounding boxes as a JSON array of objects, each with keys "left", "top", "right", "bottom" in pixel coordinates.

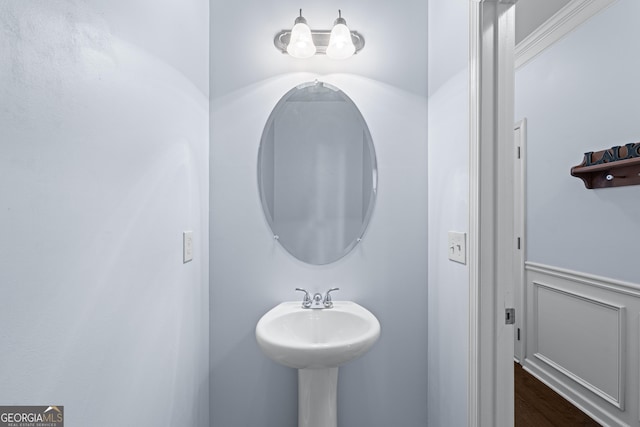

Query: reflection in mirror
[{"left": 258, "top": 81, "right": 377, "bottom": 265}]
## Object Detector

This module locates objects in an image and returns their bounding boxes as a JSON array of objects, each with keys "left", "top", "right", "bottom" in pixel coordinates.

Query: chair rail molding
[
  {"left": 515, "top": 0, "right": 618, "bottom": 68},
  {"left": 526, "top": 262, "right": 640, "bottom": 298}
]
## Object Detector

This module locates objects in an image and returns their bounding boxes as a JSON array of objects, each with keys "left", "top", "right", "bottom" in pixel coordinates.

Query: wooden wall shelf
[{"left": 571, "top": 143, "right": 640, "bottom": 189}]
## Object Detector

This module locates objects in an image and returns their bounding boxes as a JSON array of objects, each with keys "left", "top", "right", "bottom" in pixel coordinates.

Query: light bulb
[
  {"left": 286, "top": 10, "right": 316, "bottom": 59},
  {"left": 326, "top": 11, "right": 356, "bottom": 59}
]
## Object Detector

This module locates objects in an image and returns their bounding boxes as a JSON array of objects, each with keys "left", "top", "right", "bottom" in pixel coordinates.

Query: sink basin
[{"left": 255, "top": 301, "right": 380, "bottom": 368}]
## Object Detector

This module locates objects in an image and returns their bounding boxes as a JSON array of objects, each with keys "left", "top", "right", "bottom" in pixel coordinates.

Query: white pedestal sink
[{"left": 255, "top": 301, "right": 381, "bottom": 427}]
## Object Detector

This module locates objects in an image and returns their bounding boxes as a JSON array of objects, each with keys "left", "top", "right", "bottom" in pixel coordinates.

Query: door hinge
[
  {"left": 517, "top": 146, "right": 521, "bottom": 159},
  {"left": 505, "top": 308, "right": 515, "bottom": 325},
  {"left": 517, "top": 328, "right": 521, "bottom": 341},
  {"left": 517, "top": 237, "right": 521, "bottom": 250}
]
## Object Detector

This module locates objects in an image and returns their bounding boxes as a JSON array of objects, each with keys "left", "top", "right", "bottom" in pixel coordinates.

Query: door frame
[
  {"left": 468, "top": 1, "right": 517, "bottom": 426},
  {"left": 469, "top": 0, "right": 618, "bottom": 425},
  {"left": 513, "top": 119, "right": 527, "bottom": 364}
]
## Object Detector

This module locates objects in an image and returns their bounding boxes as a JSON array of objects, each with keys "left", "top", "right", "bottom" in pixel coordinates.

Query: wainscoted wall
[
  {"left": 524, "top": 263, "right": 640, "bottom": 426},
  {"left": 516, "top": 1, "right": 640, "bottom": 425}
]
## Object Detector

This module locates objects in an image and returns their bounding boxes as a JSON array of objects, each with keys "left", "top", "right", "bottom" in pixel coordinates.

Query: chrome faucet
[
  {"left": 295, "top": 287, "right": 340, "bottom": 309},
  {"left": 295, "top": 288, "right": 312, "bottom": 308},
  {"left": 323, "top": 287, "right": 339, "bottom": 308}
]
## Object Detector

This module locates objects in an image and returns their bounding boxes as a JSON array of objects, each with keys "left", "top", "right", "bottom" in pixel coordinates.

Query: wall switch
[
  {"left": 448, "top": 231, "right": 466, "bottom": 264},
  {"left": 183, "top": 231, "right": 193, "bottom": 263}
]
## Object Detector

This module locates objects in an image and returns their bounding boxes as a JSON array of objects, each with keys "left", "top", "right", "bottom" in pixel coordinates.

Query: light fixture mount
[
  {"left": 274, "top": 30, "right": 364, "bottom": 56},
  {"left": 274, "top": 10, "right": 364, "bottom": 57},
  {"left": 293, "top": 9, "right": 308, "bottom": 26},
  {"left": 333, "top": 9, "right": 347, "bottom": 26}
]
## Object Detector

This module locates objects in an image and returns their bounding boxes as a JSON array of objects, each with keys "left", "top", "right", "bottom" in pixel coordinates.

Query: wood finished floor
[{"left": 515, "top": 363, "right": 601, "bottom": 427}]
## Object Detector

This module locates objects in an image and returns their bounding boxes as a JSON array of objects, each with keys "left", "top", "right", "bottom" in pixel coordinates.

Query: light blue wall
[
  {"left": 209, "top": 0, "right": 428, "bottom": 425},
  {"left": 516, "top": 0, "right": 640, "bottom": 283},
  {"left": 0, "top": 1, "right": 210, "bottom": 425},
  {"left": 427, "top": 1, "right": 470, "bottom": 426},
  {"left": 428, "top": 0, "right": 468, "bottom": 97}
]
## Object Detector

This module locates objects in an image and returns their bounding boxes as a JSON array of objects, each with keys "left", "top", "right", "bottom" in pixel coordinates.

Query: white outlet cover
[{"left": 448, "top": 231, "right": 466, "bottom": 264}]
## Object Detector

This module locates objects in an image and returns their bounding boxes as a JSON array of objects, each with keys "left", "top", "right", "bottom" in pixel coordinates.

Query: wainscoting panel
[
  {"left": 524, "top": 263, "right": 640, "bottom": 427},
  {"left": 532, "top": 282, "right": 624, "bottom": 407}
]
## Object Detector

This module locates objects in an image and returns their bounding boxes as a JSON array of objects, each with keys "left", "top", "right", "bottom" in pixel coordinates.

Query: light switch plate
[
  {"left": 448, "top": 231, "right": 466, "bottom": 264},
  {"left": 183, "top": 231, "right": 193, "bottom": 263}
]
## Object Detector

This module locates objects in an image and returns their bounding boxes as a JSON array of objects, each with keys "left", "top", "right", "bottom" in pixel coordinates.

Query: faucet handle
[
  {"left": 323, "top": 287, "right": 340, "bottom": 308},
  {"left": 295, "top": 288, "right": 312, "bottom": 308}
]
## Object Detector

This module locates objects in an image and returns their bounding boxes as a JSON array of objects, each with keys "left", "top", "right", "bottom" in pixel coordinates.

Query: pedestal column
[{"left": 298, "top": 367, "right": 339, "bottom": 427}]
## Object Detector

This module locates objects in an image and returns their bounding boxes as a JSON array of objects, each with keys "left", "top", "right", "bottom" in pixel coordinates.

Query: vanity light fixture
[
  {"left": 326, "top": 10, "right": 356, "bottom": 59},
  {"left": 286, "top": 9, "right": 316, "bottom": 59},
  {"left": 275, "top": 9, "right": 364, "bottom": 59}
]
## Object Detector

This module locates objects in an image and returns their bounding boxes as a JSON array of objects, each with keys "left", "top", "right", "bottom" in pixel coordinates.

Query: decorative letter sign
[{"left": 571, "top": 142, "right": 640, "bottom": 189}]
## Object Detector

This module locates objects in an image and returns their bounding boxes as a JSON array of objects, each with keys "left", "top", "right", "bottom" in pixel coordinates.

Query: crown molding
[{"left": 515, "top": 0, "right": 617, "bottom": 69}]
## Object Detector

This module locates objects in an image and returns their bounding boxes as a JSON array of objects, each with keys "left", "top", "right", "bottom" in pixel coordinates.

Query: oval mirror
[{"left": 258, "top": 81, "right": 377, "bottom": 265}]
